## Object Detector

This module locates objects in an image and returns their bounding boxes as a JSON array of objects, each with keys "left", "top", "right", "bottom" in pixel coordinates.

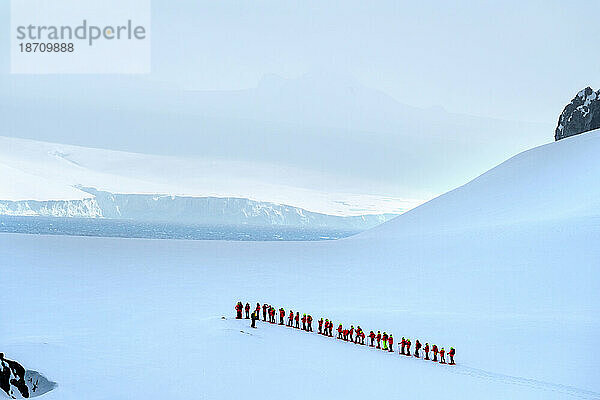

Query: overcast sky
[
  {"left": 145, "top": 0, "right": 600, "bottom": 123},
  {"left": 1, "top": 1, "right": 598, "bottom": 122}
]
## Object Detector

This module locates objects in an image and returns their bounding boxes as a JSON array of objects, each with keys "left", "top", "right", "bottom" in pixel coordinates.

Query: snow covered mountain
[
  {"left": 0, "top": 136, "right": 410, "bottom": 228},
  {"left": 555, "top": 87, "right": 600, "bottom": 141},
  {"left": 1, "top": 129, "right": 598, "bottom": 399}
]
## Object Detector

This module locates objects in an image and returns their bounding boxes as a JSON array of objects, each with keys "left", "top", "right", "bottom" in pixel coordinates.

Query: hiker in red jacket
[
  {"left": 400, "top": 337, "right": 406, "bottom": 355},
  {"left": 307, "top": 315, "right": 313, "bottom": 332},
  {"left": 262, "top": 304, "right": 268, "bottom": 321},
  {"left": 414, "top": 340, "right": 422, "bottom": 358},
  {"left": 424, "top": 343, "right": 430, "bottom": 360},
  {"left": 337, "top": 324, "right": 343, "bottom": 339},
  {"left": 369, "top": 331, "right": 375, "bottom": 346},
  {"left": 318, "top": 318, "right": 324, "bottom": 334},
  {"left": 361, "top": 330, "right": 366, "bottom": 345},
  {"left": 255, "top": 303, "right": 261, "bottom": 319},
  {"left": 279, "top": 308, "right": 285, "bottom": 325},
  {"left": 349, "top": 326, "right": 354, "bottom": 343},
  {"left": 388, "top": 335, "right": 394, "bottom": 352},
  {"left": 356, "top": 327, "right": 361, "bottom": 344},
  {"left": 382, "top": 332, "right": 389, "bottom": 350},
  {"left": 344, "top": 328, "right": 350, "bottom": 341},
  {"left": 301, "top": 314, "right": 307, "bottom": 330},
  {"left": 439, "top": 348, "right": 446, "bottom": 364},
  {"left": 288, "top": 310, "right": 294, "bottom": 327},
  {"left": 356, "top": 326, "right": 363, "bottom": 344},
  {"left": 376, "top": 331, "right": 382, "bottom": 349},
  {"left": 244, "top": 303, "right": 250, "bottom": 319},
  {"left": 432, "top": 344, "right": 439, "bottom": 362},
  {"left": 327, "top": 320, "right": 333, "bottom": 336},
  {"left": 406, "top": 339, "right": 412, "bottom": 356},
  {"left": 295, "top": 312, "right": 300, "bottom": 328},
  {"left": 449, "top": 347, "right": 456, "bottom": 365},
  {"left": 235, "top": 301, "right": 243, "bottom": 319}
]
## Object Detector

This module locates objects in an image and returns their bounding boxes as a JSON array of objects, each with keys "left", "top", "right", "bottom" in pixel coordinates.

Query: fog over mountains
[{"left": 1, "top": 73, "right": 552, "bottom": 200}]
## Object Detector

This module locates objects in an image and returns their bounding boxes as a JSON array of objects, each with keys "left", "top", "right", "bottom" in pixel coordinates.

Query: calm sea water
[{"left": 0, "top": 215, "right": 360, "bottom": 241}]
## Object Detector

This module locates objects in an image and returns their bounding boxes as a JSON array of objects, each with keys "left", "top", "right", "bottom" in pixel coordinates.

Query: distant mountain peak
[
  {"left": 256, "top": 71, "right": 365, "bottom": 97},
  {"left": 555, "top": 87, "right": 600, "bottom": 141}
]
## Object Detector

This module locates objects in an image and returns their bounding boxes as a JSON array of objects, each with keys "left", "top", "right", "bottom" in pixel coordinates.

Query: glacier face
[
  {"left": 0, "top": 198, "right": 102, "bottom": 218},
  {"left": 0, "top": 188, "right": 396, "bottom": 230}
]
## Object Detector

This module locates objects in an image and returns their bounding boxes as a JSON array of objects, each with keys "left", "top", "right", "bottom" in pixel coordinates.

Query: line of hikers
[{"left": 235, "top": 301, "right": 456, "bottom": 365}]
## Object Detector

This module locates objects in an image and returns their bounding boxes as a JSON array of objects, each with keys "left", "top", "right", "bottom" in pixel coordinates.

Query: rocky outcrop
[
  {"left": 555, "top": 87, "right": 600, "bottom": 141},
  {"left": 0, "top": 354, "right": 28, "bottom": 398},
  {"left": 0, "top": 354, "right": 56, "bottom": 398}
]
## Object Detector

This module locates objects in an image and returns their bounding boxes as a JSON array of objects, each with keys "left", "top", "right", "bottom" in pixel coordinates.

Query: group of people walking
[{"left": 235, "top": 301, "right": 456, "bottom": 365}]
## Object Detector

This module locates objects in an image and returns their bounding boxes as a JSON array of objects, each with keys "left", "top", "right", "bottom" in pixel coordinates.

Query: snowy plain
[{"left": 1, "top": 130, "right": 599, "bottom": 399}]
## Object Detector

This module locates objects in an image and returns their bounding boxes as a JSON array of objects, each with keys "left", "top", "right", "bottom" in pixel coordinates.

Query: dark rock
[
  {"left": 0, "top": 354, "right": 56, "bottom": 398},
  {"left": 0, "top": 354, "right": 29, "bottom": 398},
  {"left": 555, "top": 87, "right": 600, "bottom": 141}
]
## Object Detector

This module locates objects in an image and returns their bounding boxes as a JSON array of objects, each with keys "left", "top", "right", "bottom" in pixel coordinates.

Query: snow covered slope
[
  {"left": 360, "top": 128, "right": 600, "bottom": 237},
  {"left": 1, "top": 131, "right": 598, "bottom": 399},
  {"left": 0, "top": 136, "right": 416, "bottom": 226}
]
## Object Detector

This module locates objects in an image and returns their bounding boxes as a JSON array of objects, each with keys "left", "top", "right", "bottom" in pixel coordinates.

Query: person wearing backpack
[
  {"left": 279, "top": 308, "right": 285, "bottom": 325},
  {"left": 382, "top": 332, "right": 388, "bottom": 350},
  {"left": 439, "top": 348, "right": 446, "bottom": 364},
  {"left": 414, "top": 340, "right": 422, "bottom": 358}
]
